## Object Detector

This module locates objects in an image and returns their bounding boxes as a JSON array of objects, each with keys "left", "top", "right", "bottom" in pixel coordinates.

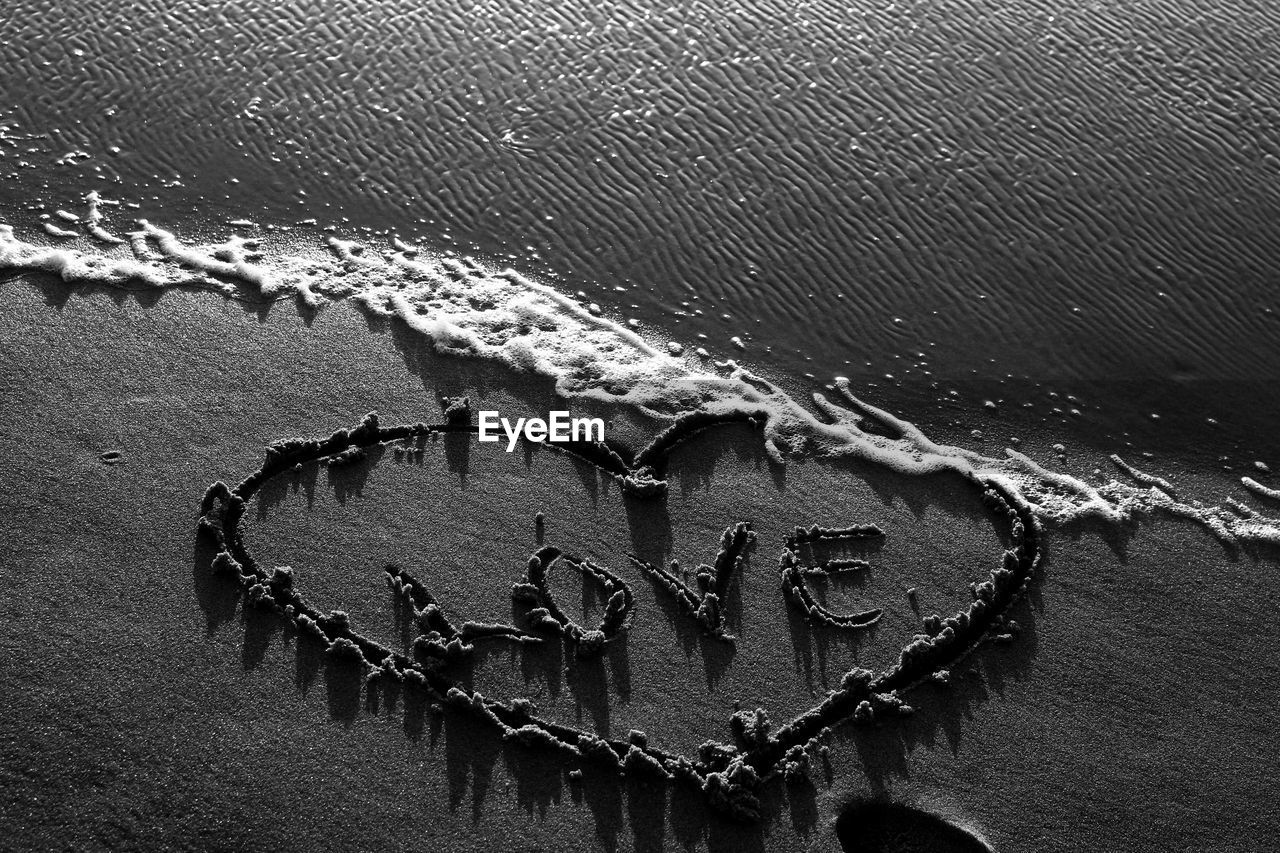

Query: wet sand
[{"left": 3, "top": 277, "right": 1279, "bottom": 851}]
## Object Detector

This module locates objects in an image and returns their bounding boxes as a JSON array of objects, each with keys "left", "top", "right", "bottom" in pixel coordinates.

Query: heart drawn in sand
[{"left": 197, "top": 400, "right": 1039, "bottom": 822}]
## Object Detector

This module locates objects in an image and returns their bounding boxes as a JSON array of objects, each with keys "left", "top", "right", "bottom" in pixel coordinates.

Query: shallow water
[{"left": 4, "top": 0, "right": 1280, "bottom": 391}]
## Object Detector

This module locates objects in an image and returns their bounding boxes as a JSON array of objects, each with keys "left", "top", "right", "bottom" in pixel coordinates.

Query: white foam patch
[
  {"left": 1242, "top": 477, "right": 1280, "bottom": 503},
  {"left": 85, "top": 192, "right": 126, "bottom": 245},
  {"left": 41, "top": 221, "right": 78, "bottom": 239},
  {"left": 3, "top": 212, "right": 1279, "bottom": 547}
]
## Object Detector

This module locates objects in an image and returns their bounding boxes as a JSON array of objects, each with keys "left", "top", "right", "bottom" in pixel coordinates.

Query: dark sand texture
[{"left": 3, "top": 278, "right": 1280, "bottom": 850}]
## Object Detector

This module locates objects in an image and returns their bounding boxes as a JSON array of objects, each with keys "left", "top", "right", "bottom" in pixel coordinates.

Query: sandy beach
[
  {"left": 6, "top": 0, "right": 1280, "bottom": 848},
  {"left": 2, "top": 276, "right": 1277, "bottom": 851}
]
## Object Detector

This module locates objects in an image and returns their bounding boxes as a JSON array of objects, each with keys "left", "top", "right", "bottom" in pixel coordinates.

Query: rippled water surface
[{"left": 4, "top": 0, "right": 1280, "bottom": 397}]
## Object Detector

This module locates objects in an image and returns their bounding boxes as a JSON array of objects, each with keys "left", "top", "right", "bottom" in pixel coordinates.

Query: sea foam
[{"left": 3, "top": 207, "right": 1278, "bottom": 547}]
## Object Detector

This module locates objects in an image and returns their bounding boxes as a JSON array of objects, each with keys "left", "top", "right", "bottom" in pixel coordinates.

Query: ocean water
[
  {"left": 4, "top": 0, "right": 1280, "bottom": 456},
  {"left": 4, "top": 0, "right": 1280, "bottom": 462}
]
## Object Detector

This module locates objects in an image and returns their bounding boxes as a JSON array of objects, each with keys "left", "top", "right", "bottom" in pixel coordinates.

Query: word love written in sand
[{"left": 198, "top": 406, "right": 1039, "bottom": 821}]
